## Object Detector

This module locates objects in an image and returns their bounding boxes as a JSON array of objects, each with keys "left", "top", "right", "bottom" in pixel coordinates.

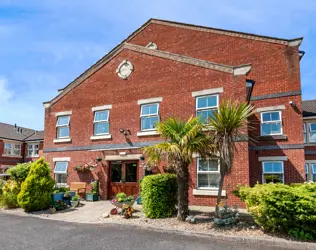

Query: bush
[
  {"left": 0, "top": 192, "right": 19, "bottom": 209},
  {"left": 213, "top": 202, "right": 239, "bottom": 227},
  {"left": 0, "top": 180, "right": 20, "bottom": 209},
  {"left": 17, "top": 158, "right": 55, "bottom": 212},
  {"left": 0, "top": 179, "right": 6, "bottom": 195},
  {"left": 141, "top": 174, "right": 177, "bottom": 218},
  {"left": 237, "top": 183, "right": 316, "bottom": 240},
  {"left": 7, "top": 162, "right": 31, "bottom": 185}
]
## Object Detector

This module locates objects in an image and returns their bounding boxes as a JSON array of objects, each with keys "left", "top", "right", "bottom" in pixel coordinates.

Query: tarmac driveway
[{"left": 0, "top": 213, "right": 300, "bottom": 250}]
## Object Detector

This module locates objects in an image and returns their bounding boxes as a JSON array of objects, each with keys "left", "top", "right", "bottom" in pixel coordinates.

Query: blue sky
[{"left": 0, "top": 0, "right": 315, "bottom": 130}]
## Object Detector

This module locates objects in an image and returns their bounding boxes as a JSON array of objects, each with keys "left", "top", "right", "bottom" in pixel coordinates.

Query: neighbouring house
[
  {"left": 303, "top": 100, "right": 316, "bottom": 181},
  {"left": 43, "top": 18, "right": 306, "bottom": 207},
  {"left": 0, "top": 122, "right": 44, "bottom": 176}
]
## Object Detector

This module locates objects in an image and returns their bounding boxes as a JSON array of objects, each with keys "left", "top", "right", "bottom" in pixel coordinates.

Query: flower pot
[
  {"left": 71, "top": 200, "right": 80, "bottom": 207},
  {"left": 136, "top": 196, "right": 142, "bottom": 205},
  {"left": 52, "top": 193, "right": 64, "bottom": 202},
  {"left": 86, "top": 193, "right": 98, "bottom": 202}
]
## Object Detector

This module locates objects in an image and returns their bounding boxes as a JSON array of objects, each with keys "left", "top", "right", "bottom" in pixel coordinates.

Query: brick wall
[{"left": 43, "top": 21, "right": 304, "bottom": 207}]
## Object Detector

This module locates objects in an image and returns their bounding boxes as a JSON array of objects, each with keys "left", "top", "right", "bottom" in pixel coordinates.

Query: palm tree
[
  {"left": 208, "top": 101, "right": 254, "bottom": 217},
  {"left": 142, "top": 117, "right": 214, "bottom": 221}
]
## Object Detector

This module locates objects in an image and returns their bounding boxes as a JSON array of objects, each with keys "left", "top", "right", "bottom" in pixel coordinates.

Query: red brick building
[
  {"left": 0, "top": 122, "right": 44, "bottom": 177},
  {"left": 43, "top": 19, "right": 306, "bottom": 207}
]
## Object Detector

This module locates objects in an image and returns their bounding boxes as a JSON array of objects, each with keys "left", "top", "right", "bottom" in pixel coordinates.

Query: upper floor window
[
  {"left": 56, "top": 115, "right": 70, "bottom": 138},
  {"left": 54, "top": 162, "right": 68, "bottom": 187},
  {"left": 4, "top": 143, "right": 21, "bottom": 156},
  {"left": 27, "top": 144, "right": 39, "bottom": 157},
  {"left": 309, "top": 123, "right": 316, "bottom": 142},
  {"left": 196, "top": 95, "right": 218, "bottom": 123},
  {"left": 197, "top": 158, "right": 220, "bottom": 189},
  {"left": 94, "top": 110, "right": 110, "bottom": 135},
  {"left": 262, "top": 161, "right": 284, "bottom": 183},
  {"left": 260, "top": 111, "right": 282, "bottom": 136},
  {"left": 303, "top": 124, "right": 307, "bottom": 143},
  {"left": 140, "top": 103, "right": 159, "bottom": 131}
]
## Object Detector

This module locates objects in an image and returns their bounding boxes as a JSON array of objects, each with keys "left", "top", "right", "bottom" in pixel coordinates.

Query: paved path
[{"left": 0, "top": 213, "right": 289, "bottom": 250}]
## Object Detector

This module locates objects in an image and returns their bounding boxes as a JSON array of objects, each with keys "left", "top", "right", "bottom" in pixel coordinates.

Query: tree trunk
[
  {"left": 215, "top": 166, "right": 225, "bottom": 217},
  {"left": 176, "top": 164, "right": 189, "bottom": 221}
]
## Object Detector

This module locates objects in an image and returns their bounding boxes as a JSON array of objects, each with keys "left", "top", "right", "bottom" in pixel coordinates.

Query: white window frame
[
  {"left": 27, "top": 143, "right": 39, "bottom": 157},
  {"left": 140, "top": 103, "right": 160, "bottom": 131},
  {"left": 303, "top": 123, "right": 307, "bottom": 143},
  {"left": 56, "top": 115, "right": 70, "bottom": 138},
  {"left": 3, "top": 142, "right": 21, "bottom": 156},
  {"left": 54, "top": 162, "right": 68, "bottom": 187},
  {"left": 305, "top": 163, "right": 309, "bottom": 181},
  {"left": 196, "top": 94, "right": 219, "bottom": 123},
  {"left": 309, "top": 123, "right": 316, "bottom": 143},
  {"left": 93, "top": 110, "right": 110, "bottom": 135},
  {"left": 196, "top": 158, "right": 220, "bottom": 190},
  {"left": 262, "top": 161, "right": 284, "bottom": 184},
  {"left": 260, "top": 111, "right": 283, "bottom": 136},
  {"left": 312, "top": 164, "right": 316, "bottom": 182}
]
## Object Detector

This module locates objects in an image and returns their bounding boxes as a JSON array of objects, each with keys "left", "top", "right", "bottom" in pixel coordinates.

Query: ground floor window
[
  {"left": 54, "top": 162, "right": 68, "bottom": 186},
  {"left": 304, "top": 163, "right": 316, "bottom": 182},
  {"left": 262, "top": 161, "right": 284, "bottom": 184},
  {"left": 197, "top": 158, "right": 220, "bottom": 189}
]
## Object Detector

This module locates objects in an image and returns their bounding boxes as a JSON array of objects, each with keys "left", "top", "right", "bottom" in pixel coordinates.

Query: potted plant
[
  {"left": 86, "top": 181, "right": 99, "bottom": 202},
  {"left": 70, "top": 195, "right": 80, "bottom": 207},
  {"left": 111, "top": 192, "right": 136, "bottom": 208},
  {"left": 52, "top": 187, "right": 69, "bottom": 202}
]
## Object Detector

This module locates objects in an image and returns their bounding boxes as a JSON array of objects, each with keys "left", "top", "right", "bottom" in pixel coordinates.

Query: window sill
[
  {"left": 26, "top": 155, "right": 39, "bottom": 158},
  {"left": 304, "top": 143, "right": 316, "bottom": 146},
  {"left": 2, "top": 155, "right": 22, "bottom": 158},
  {"left": 90, "top": 134, "right": 112, "bottom": 140},
  {"left": 54, "top": 184, "right": 69, "bottom": 188},
  {"left": 258, "top": 135, "right": 288, "bottom": 141},
  {"left": 137, "top": 131, "right": 161, "bottom": 137},
  {"left": 193, "top": 189, "right": 226, "bottom": 196},
  {"left": 53, "top": 138, "right": 72, "bottom": 143}
]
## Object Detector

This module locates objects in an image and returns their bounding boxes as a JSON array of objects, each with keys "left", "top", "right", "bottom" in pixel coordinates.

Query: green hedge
[
  {"left": 237, "top": 183, "right": 316, "bottom": 240},
  {"left": 17, "top": 158, "right": 55, "bottom": 212},
  {"left": 141, "top": 174, "right": 177, "bottom": 218}
]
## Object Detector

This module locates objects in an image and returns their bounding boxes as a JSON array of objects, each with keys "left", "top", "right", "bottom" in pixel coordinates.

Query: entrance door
[{"left": 109, "top": 161, "right": 139, "bottom": 198}]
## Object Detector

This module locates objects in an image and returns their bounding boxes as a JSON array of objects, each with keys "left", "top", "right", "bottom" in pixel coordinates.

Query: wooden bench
[{"left": 70, "top": 182, "right": 87, "bottom": 195}]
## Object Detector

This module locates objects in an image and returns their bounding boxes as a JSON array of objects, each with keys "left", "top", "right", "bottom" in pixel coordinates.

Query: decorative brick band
[
  {"left": 43, "top": 140, "right": 164, "bottom": 153},
  {"left": 249, "top": 144, "right": 304, "bottom": 151},
  {"left": 250, "top": 91, "right": 301, "bottom": 101},
  {"left": 305, "top": 151, "right": 316, "bottom": 155}
]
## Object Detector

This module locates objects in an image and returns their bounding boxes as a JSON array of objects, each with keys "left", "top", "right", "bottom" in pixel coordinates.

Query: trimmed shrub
[
  {"left": 0, "top": 180, "right": 20, "bottom": 209},
  {"left": 7, "top": 162, "right": 31, "bottom": 185},
  {"left": 0, "top": 192, "right": 19, "bottom": 209},
  {"left": 17, "top": 158, "right": 55, "bottom": 212},
  {"left": 237, "top": 183, "right": 316, "bottom": 240},
  {"left": 141, "top": 174, "right": 177, "bottom": 218}
]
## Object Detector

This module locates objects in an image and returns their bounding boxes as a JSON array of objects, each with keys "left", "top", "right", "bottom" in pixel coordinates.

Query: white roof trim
[
  {"left": 192, "top": 87, "right": 223, "bottom": 97},
  {"left": 288, "top": 38, "right": 303, "bottom": 47},
  {"left": 233, "top": 65, "right": 252, "bottom": 76},
  {"left": 255, "top": 105, "right": 285, "bottom": 113},
  {"left": 92, "top": 105, "right": 112, "bottom": 111},
  {"left": 55, "top": 111, "right": 72, "bottom": 117},
  {"left": 53, "top": 157, "right": 71, "bottom": 162},
  {"left": 259, "top": 156, "right": 288, "bottom": 161},
  {"left": 138, "top": 97, "right": 163, "bottom": 105}
]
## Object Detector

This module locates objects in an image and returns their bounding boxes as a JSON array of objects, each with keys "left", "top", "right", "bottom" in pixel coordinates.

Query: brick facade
[{"left": 43, "top": 19, "right": 306, "bottom": 207}]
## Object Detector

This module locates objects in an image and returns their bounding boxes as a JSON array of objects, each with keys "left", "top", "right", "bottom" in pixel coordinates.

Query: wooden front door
[{"left": 109, "top": 161, "right": 139, "bottom": 198}]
